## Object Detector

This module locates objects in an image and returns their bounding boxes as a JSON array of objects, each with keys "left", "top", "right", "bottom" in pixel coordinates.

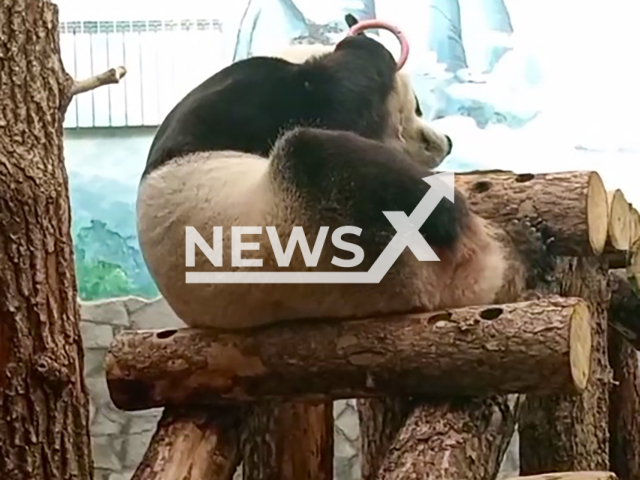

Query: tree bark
[
  {"left": 608, "top": 331, "right": 640, "bottom": 480},
  {"left": 375, "top": 395, "right": 521, "bottom": 480},
  {"left": 519, "top": 257, "right": 611, "bottom": 473},
  {"left": 130, "top": 406, "right": 242, "bottom": 480},
  {"left": 455, "top": 170, "right": 609, "bottom": 258},
  {"left": 0, "top": 2, "right": 94, "bottom": 480},
  {"left": 241, "top": 401, "right": 333, "bottom": 480},
  {"left": 608, "top": 269, "right": 640, "bottom": 351},
  {"left": 105, "top": 296, "right": 592, "bottom": 410}
]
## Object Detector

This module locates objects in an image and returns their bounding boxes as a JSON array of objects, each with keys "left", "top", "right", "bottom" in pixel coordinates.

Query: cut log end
[
  {"left": 570, "top": 300, "right": 592, "bottom": 391},
  {"left": 607, "top": 189, "right": 631, "bottom": 251},
  {"left": 588, "top": 172, "right": 609, "bottom": 255}
]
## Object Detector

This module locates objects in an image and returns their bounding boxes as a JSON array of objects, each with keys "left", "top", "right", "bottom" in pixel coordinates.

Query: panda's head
[{"left": 269, "top": 38, "right": 453, "bottom": 169}]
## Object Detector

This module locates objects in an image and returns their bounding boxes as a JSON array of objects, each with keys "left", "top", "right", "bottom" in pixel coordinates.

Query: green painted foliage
[{"left": 73, "top": 219, "right": 159, "bottom": 301}]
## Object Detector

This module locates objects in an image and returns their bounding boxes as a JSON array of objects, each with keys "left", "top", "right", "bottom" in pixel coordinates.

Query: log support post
[
  {"left": 130, "top": 406, "right": 243, "bottom": 480},
  {"left": 518, "top": 258, "right": 611, "bottom": 473},
  {"left": 241, "top": 401, "right": 334, "bottom": 480},
  {"left": 607, "top": 270, "right": 640, "bottom": 479}
]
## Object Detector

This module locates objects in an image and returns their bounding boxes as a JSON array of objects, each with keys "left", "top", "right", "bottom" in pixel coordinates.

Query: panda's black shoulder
[
  {"left": 142, "top": 36, "right": 400, "bottom": 178},
  {"left": 143, "top": 56, "right": 297, "bottom": 176}
]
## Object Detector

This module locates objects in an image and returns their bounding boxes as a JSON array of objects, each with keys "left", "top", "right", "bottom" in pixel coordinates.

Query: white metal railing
[{"left": 60, "top": 19, "right": 227, "bottom": 129}]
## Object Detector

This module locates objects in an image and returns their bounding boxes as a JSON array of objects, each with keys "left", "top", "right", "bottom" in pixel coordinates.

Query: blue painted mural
[{"left": 66, "top": 128, "right": 159, "bottom": 300}]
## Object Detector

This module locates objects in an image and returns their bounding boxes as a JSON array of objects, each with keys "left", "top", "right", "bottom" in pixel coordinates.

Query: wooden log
[
  {"left": 454, "top": 170, "right": 609, "bottom": 257},
  {"left": 629, "top": 206, "right": 640, "bottom": 246},
  {"left": 105, "top": 296, "right": 592, "bottom": 410},
  {"left": 374, "top": 394, "right": 521, "bottom": 480},
  {"left": 606, "top": 189, "right": 631, "bottom": 251},
  {"left": 504, "top": 472, "right": 617, "bottom": 480},
  {"left": 608, "top": 269, "right": 640, "bottom": 351},
  {"left": 241, "top": 401, "right": 333, "bottom": 480},
  {"left": 610, "top": 238, "right": 640, "bottom": 293},
  {"left": 130, "top": 406, "right": 242, "bottom": 480},
  {"left": 608, "top": 330, "right": 640, "bottom": 480},
  {"left": 607, "top": 233, "right": 640, "bottom": 274},
  {"left": 357, "top": 397, "right": 412, "bottom": 480},
  {"left": 629, "top": 239, "right": 640, "bottom": 293},
  {"left": 519, "top": 257, "right": 611, "bottom": 473}
]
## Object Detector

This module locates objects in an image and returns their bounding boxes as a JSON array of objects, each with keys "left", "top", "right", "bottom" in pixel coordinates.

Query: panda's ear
[
  {"left": 344, "top": 13, "right": 366, "bottom": 36},
  {"left": 333, "top": 35, "right": 395, "bottom": 73},
  {"left": 345, "top": 13, "right": 359, "bottom": 29}
]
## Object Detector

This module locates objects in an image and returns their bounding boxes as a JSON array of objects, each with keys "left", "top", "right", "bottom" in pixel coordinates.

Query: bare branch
[{"left": 69, "top": 66, "right": 127, "bottom": 98}]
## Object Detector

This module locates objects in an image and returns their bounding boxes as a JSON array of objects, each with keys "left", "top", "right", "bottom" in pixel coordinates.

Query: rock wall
[{"left": 80, "top": 296, "right": 519, "bottom": 480}]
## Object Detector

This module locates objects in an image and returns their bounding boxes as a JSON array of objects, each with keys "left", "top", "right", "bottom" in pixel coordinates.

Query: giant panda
[{"left": 136, "top": 34, "right": 509, "bottom": 330}]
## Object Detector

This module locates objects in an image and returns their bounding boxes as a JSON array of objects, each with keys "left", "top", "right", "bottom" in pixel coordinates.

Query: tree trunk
[
  {"left": 0, "top": 1, "right": 93, "bottom": 480},
  {"left": 519, "top": 257, "right": 611, "bottom": 473},
  {"left": 608, "top": 332, "right": 640, "bottom": 480},
  {"left": 105, "top": 296, "right": 592, "bottom": 409}
]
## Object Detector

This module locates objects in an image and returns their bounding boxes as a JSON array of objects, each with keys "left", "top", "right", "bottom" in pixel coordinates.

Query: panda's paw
[
  {"left": 269, "top": 126, "right": 402, "bottom": 188},
  {"left": 269, "top": 126, "right": 468, "bottom": 249}
]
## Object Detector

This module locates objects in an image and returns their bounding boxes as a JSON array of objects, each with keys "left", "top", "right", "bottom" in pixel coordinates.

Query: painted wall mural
[
  {"left": 66, "top": 128, "right": 160, "bottom": 301},
  {"left": 231, "top": 0, "right": 538, "bottom": 128}
]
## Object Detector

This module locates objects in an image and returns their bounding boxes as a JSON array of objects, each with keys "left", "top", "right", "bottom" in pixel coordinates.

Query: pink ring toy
[{"left": 347, "top": 19, "right": 409, "bottom": 71}]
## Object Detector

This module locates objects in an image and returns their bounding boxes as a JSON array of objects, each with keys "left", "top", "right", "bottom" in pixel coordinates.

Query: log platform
[{"left": 102, "top": 170, "right": 640, "bottom": 480}]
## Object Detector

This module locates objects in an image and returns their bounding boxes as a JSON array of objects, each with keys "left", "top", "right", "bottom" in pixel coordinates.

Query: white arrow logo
[{"left": 186, "top": 172, "right": 455, "bottom": 284}]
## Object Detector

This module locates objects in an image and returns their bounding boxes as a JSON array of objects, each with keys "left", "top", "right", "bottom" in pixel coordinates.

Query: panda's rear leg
[{"left": 268, "top": 126, "right": 470, "bottom": 252}]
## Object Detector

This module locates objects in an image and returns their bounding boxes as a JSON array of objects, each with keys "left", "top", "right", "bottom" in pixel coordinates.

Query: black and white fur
[{"left": 137, "top": 35, "right": 507, "bottom": 330}]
